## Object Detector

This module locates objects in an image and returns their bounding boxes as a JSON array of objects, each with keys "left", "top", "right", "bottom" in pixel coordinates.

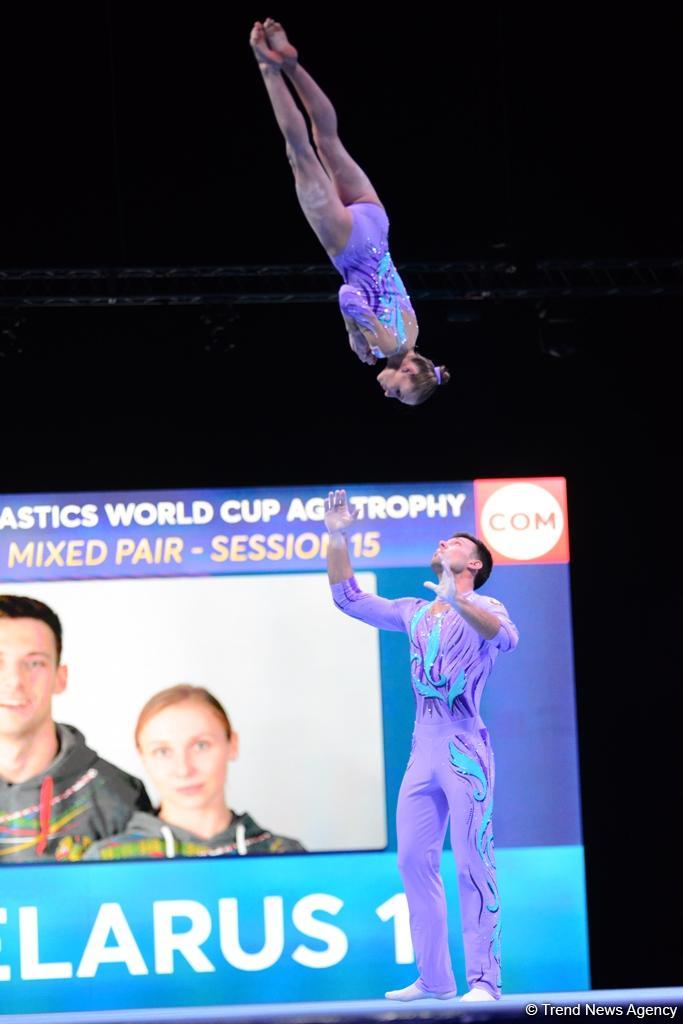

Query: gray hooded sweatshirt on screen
[
  {"left": 0, "top": 723, "right": 152, "bottom": 864},
  {"left": 84, "top": 809, "right": 306, "bottom": 860}
]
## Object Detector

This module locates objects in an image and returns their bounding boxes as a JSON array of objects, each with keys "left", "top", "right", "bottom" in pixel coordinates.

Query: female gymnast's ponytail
[{"left": 409, "top": 355, "right": 451, "bottom": 405}]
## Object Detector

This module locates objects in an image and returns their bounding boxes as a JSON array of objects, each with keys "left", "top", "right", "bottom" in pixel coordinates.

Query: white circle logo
[{"left": 480, "top": 482, "right": 564, "bottom": 560}]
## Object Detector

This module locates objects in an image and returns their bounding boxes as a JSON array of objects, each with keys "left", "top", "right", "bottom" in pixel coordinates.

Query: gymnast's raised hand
[
  {"left": 424, "top": 555, "right": 459, "bottom": 606},
  {"left": 250, "top": 18, "right": 451, "bottom": 405},
  {"left": 323, "top": 488, "right": 360, "bottom": 534}
]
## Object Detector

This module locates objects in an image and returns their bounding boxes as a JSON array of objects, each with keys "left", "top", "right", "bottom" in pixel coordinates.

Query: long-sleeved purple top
[{"left": 331, "top": 576, "right": 519, "bottom": 723}]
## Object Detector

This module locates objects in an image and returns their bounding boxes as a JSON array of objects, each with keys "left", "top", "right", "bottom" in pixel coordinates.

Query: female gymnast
[
  {"left": 84, "top": 685, "right": 304, "bottom": 859},
  {"left": 250, "top": 18, "right": 450, "bottom": 406}
]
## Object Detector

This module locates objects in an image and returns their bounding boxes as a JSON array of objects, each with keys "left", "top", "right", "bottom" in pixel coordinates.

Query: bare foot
[
  {"left": 249, "top": 21, "right": 283, "bottom": 70},
  {"left": 263, "top": 18, "right": 298, "bottom": 69}
]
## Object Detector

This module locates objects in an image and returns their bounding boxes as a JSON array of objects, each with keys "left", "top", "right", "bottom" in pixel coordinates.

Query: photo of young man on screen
[
  {"left": 0, "top": 595, "right": 152, "bottom": 862},
  {"left": 85, "top": 684, "right": 306, "bottom": 860}
]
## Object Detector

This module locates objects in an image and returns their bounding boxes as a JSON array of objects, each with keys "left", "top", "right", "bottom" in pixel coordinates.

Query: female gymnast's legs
[{"left": 250, "top": 19, "right": 381, "bottom": 255}]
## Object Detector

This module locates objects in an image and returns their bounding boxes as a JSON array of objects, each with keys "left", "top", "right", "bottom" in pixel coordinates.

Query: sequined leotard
[
  {"left": 330, "top": 575, "right": 519, "bottom": 1000},
  {"left": 329, "top": 202, "right": 417, "bottom": 358}
]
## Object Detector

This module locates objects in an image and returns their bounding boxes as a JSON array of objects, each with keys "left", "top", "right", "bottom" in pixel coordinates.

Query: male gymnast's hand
[
  {"left": 424, "top": 556, "right": 459, "bottom": 607},
  {"left": 324, "top": 488, "right": 360, "bottom": 534}
]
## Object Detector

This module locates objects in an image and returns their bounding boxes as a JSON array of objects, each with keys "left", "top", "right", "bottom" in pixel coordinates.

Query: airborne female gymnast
[{"left": 250, "top": 18, "right": 450, "bottom": 406}]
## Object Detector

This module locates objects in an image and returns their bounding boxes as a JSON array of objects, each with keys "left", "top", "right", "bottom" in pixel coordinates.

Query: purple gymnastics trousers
[
  {"left": 398, "top": 714, "right": 499, "bottom": 996},
  {"left": 331, "top": 575, "right": 519, "bottom": 1000}
]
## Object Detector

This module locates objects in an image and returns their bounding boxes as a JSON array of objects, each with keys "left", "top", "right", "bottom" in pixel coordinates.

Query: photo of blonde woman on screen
[{"left": 85, "top": 685, "right": 305, "bottom": 860}]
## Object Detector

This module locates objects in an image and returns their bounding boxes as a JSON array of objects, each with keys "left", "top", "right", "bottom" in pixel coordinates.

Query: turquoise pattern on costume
[
  {"left": 448, "top": 740, "right": 488, "bottom": 801},
  {"left": 477, "top": 796, "right": 494, "bottom": 855},
  {"left": 377, "top": 253, "right": 408, "bottom": 344},
  {"left": 491, "top": 918, "right": 503, "bottom": 986},
  {"left": 423, "top": 615, "right": 447, "bottom": 685},
  {"left": 476, "top": 791, "right": 501, "bottom": 969},
  {"left": 409, "top": 604, "right": 430, "bottom": 642},
  {"left": 410, "top": 605, "right": 446, "bottom": 698},
  {"left": 447, "top": 669, "right": 467, "bottom": 709},
  {"left": 411, "top": 655, "right": 447, "bottom": 700},
  {"left": 486, "top": 878, "right": 500, "bottom": 913},
  {"left": 409, "top": 605, "right": 468, "bottom": 706}
]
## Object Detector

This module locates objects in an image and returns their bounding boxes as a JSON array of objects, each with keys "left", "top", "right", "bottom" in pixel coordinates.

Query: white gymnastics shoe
[
  {"left": 385, "top": 982, "right": 457, "bottom": 1001},
  {"left": 460, "top": 986, "right": 497, "bottom": 1001}
]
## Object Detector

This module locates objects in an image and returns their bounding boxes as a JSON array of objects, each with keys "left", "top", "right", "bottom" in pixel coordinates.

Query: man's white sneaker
[
  {"left": 385, "top": 982, "right": 457, "bottom": 1001},
  {"left": 460, "top": 986, "right": 497, "bottom": 1001}
]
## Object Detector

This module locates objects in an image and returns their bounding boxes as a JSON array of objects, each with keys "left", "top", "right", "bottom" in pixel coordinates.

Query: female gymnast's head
[
  {"left": 135, "top": 684, "right": 238, "bottom": 824},
  {"left": 376, "top": 351, "right": 451, "bottom": 406}
]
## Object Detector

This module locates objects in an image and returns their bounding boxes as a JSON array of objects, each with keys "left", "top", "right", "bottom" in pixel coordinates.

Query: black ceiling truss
[{"left": 0, "top": 258, "right": 682, "bottom": 308}]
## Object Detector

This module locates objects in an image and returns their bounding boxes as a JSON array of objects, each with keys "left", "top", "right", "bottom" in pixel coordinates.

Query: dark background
[{"left": 1, "top": 3, "right": 679, "bottom": 993}]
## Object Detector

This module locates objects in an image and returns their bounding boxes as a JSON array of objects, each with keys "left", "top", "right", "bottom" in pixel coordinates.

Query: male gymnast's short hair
[
  {"left": 0, "top": 594, "right": 63, "bottom": 662},
  {"left": 451, "top": 532, "right": 493, "bottom": 590}
]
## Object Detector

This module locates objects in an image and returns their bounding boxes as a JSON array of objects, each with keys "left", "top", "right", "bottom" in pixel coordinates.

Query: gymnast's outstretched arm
[
  {"left": 324, "top": 489, "right": 357, "bottom": 585},
  {"left": 324, "top": 489, "right": 416, "bottom": 632}
]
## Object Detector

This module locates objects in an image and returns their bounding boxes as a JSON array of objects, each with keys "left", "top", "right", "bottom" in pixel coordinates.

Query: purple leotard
[
  {"left": 329, "top": 203, "right": 417, "bottom": 358},
  {"left": 331, "top": 575, "right": 519, "bottom": 999}
]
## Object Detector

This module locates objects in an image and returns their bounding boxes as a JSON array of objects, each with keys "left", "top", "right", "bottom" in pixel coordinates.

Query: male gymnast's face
[
  {"left": 137, "top": 699, "right": 238, "bottom": 813},
  {"left": 0, "top": 618, "right": 67, "bottom": 741},
  {"left": 376, "top": 358, "right": 420, "bottom": 405},
  {"left": 430, "top": 536, "right": 482, "bottom": 579}
]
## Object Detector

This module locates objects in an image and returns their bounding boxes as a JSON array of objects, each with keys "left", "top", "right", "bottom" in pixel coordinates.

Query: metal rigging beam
[{"left": 1, "top": 258, "right": 682, "bottom": 308}]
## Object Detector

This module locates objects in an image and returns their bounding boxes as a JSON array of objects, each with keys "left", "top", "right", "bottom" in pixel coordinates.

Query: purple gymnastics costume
[
  {"left": 329, "top": 202, "right": 417, "bottom": 358},
  {"left": 331, "top": 575, "right": 519, "bottom": 1000}
]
